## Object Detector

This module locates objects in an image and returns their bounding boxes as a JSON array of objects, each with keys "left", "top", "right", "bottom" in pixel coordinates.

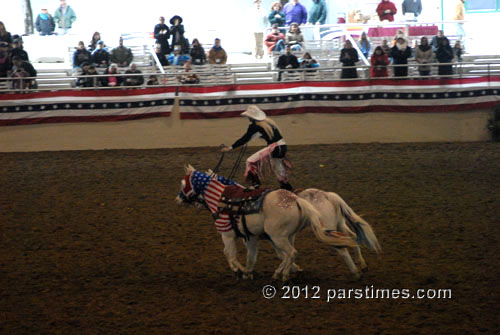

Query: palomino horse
[
  {"left": 297, "top": 188, "right": 382, "bottom": 280},
  {"left": 175, "top": 165, "right": 358, "bottom": 282}
]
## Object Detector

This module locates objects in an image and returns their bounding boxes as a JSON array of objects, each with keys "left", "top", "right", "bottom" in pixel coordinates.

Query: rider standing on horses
[{"left": 221, "top": 105, "right": 293, "bottom": 191}]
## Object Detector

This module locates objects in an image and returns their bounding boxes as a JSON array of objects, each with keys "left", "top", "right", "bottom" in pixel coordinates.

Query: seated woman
[
  {"left": 370, "top": 46, "right": 389, "bottom": 78},
  {"left": 285, "top": 22, "right": 304, "bottom": 51},
  {"left": 89, "top": 31, "right": 103, "bottom": 51},
  {"left": 189, "top": 38, "right": 207, "bottom": 65},
  {"left": 340, "top": 40, "right": 359, "bottom": 79},
  {"left": 100, "top": 63, "right": 122, "bottom": 87},
  {"left": 299, "top": 52, "right": 319, "bottom": 70}
]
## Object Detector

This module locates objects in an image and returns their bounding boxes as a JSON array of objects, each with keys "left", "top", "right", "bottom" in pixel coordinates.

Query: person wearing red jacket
[
  {"left": 370, "top": 46, "right": 389, "bottom": 78},
  {"left": 376, "top": 0, "right": 397, "bottom": 22}
]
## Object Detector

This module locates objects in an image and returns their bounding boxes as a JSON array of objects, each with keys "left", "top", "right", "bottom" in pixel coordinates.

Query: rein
[{"left": 228, "top": 144, "right": 247, "bottom": 180}]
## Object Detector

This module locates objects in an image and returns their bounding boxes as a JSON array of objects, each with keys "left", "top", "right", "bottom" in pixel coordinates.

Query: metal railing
[{"left": 1, "top": 60, "right": 499, "bottom": 94}]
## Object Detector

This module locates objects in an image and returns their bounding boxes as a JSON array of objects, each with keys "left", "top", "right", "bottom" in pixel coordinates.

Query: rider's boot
[
  {"left": 280, "top": 182, "right": 293, "bottom": 191},
  {"left": 247, "top": 172, "right": 261, "bottom": 189}
]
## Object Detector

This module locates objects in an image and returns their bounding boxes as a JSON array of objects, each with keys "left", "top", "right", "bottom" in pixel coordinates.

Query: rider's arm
[{"left": 230, "top": 123, "right": 259, "bottom": 149}]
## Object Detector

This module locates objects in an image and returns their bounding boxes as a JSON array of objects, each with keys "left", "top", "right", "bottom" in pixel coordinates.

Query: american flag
[{"left": 188, "top": 171, "right": 239, "bottom": 232}]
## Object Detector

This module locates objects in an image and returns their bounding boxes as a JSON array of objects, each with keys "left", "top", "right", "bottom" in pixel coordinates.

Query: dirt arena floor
[{"left": 1, "top": 142, "right": 499, "bottom": 335}]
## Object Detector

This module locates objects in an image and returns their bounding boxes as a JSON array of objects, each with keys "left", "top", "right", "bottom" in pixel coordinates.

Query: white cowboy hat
[{"left": 241, "top": 105, "right": 266, "bottom": 121}]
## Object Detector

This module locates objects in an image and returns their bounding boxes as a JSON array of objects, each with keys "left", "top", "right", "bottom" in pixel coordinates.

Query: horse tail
[
  {"left": 296, "top": 197, "right": 358, "bottom": 248},
  {"left": 328, "top": 193, "right": 382, "bottom": 254}
]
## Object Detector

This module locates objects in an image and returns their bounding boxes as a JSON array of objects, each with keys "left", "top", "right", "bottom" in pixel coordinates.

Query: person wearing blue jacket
[
  {"left": 35, "top": 8, "right": 55, "bottom": 35},
  {"left": 283, "top": 0, "right": 307, "bottom": 26}
]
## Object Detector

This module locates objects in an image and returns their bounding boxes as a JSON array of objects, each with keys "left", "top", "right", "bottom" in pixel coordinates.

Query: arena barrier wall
[{"left": 0, "top": 79, "right": 498, "bottom": 152}]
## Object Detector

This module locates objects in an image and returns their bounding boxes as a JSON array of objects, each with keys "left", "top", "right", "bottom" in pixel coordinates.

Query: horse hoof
[
  {"left": 272, "top": 273, "right": 281, "bottom": 281},
  {"left": 291, "top": 263, "right": 303, "bottom": 273},
  {"left": 235, "top": 269, "right": 244, "bottom": 280},
  {"left": 361, "top": 266, "right": 369, "bottom": 273},
  {"left": 243, "top": 272, "right": 254, "bottom": 280},
  {"left": 353, "top": 272, "right": 363, "bottom": 281}
]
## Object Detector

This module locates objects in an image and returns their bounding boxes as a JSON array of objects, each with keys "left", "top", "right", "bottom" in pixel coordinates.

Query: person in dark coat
[
  {"left": 10, "top": 56, "right": 37, "bottom": 90},
  {"left": 0, "top": 41, "right": 12, "bottom": 78},
  {"left": 9, "top": 38, "right": 29, "bottom": 62},
  {"left": 154, "top": 16, "right": 170, "bottom": 56},
  {"left": 430, "top": 30, "right": 445, "bottom": 52},
  {"left": 35, "top": 8, "right": 55, "bottom": 35},
  {"left": 154, "top": 45, "right": 169, "bottom": 66},
  {"left": 277, "top": 45, "right": 299, "bottom": 81},
  {"left": 73, "top": 41, "right": 91, "bottom": 70},
  {"left": 189, "top": 38, "right": 206, "bottom": 65},
  {"left": 91, "top": 40, "right": 110, "bottom": 68},
  {"left": 169, "top": 15, "right": 189, "bottom": 54},
  {"left": 340, "top": 40, "right": 359, "bottom": 79},
  {"left": 124, "top": 63, "right": 144, "bottom": 86},
  {"left": 436, "top": 37, "right": 454, "bottom": 76},
  {"left": 0, "top": 21, "right": 12, "bottom": 45},
  {"left": 100, "top": 64, "right": 123, "bottom": 87},
  {"left": 390, "top": 37, "right": 412, "bottom": 77}
]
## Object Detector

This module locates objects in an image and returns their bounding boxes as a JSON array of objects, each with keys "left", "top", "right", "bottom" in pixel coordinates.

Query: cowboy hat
[
  {"left": 170, "top": 15, "right": 183, "bottom": 25},
  {"left": 241, "top": 105, "right": 266, "bottom": 121}
]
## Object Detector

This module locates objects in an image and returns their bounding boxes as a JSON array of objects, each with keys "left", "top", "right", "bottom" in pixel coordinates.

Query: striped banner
[
  {"left": 0, "top": 87, "right": 176, "bottom": 126},
  {"left": 178, "top": 77, "right": 500, "bottom": 119}
]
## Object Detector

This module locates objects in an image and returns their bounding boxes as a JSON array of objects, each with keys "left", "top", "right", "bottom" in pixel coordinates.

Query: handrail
[{"left": 1, "top": 60, "right": 499, "bottom": 93}]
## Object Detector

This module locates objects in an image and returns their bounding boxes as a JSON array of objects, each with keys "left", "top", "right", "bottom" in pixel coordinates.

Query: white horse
[
  {"left": 297, "top": 188, "right": 382, "bottom": 280},
  {"left": 175, "top": 165, "right": 358, "bottom": 282}
]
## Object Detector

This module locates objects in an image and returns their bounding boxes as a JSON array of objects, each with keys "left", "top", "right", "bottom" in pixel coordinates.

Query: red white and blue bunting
[
  {"left": 178, "top": 77, "right": 500, "bottom": 119},
  {"left": 0, "top": 87, "right": 175, "bottom": 126},
  {"left": 1, "top": 77, "right": 499, "bottom": 126}
]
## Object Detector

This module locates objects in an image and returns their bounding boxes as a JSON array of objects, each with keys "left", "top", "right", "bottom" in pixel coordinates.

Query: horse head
[{"left": 176, "top": 164, "right": 198, "bottom": 205}]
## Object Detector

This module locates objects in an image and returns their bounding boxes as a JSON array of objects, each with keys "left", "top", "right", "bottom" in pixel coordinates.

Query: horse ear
[
  {"left": 206, "top": 168, "right": 213, "bottom": 175},
  {"left": 185, "top": 164, "right": 195, "bottom": 174}
]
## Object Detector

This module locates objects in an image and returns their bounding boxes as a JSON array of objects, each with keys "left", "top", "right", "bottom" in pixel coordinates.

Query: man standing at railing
[
  {"left": 454, "top": 0, "right": 466, "bottom": 45},
  {"left": 308, "top": 0, "right": 327, "bottom": 25},
  {"left": 283, "top": 0, "right": 307, "bottom": 26},
  {"left": 53, "top": 0, "right": 76, "bottom": 35},
  {"left": 376, "top": 0, "right": 397, "bottom": 22}
]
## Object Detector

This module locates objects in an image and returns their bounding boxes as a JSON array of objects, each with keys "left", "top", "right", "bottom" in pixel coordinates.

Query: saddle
[{"left": 217, "top": 185, "right": 271, "bottom": 216}]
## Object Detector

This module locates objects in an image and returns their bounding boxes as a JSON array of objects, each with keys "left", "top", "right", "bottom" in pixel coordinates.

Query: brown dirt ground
[{"left": 1, "top": 143, "right": 499, "bottom": 335}]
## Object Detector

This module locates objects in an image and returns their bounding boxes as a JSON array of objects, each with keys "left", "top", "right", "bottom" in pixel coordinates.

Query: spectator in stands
[
  {"left": 146, "top": 75, "right": 159, "bottom": 86},
  {"left": 110, "top": 37, "right": 133, "bottom": 67},
  {"left": 436, "top": 37, "right": 454, "bottom": 76},
  {"left": 177, "top": 61, "right": 200, "bottom": 84},
  {"left": 299, "top": 52, "right": 319, "bottom": 70},
  {"left": 358, "top": 32, "right": 371, "bottom": 59},
  {"left": 101, "top": 63, "right": 122, "bottom": 87},
  {"left": 430, "top": 30, "right": 445, "bottom": 53},
  {"left": 265, "top": 24, "right": 285, "bottom": 54},
  {"left": 308, "top": 0, "right": 327, "bottom": 25},
  {"left": 154, "top": 17, "right": 170, "bottom": 56},
  {"left": 9, "top": 56, "right": 37, "bottom": 90},
  {"left": 381, "top": 39, "right": 391, "bottom": 55},
  {"left": 77, "top": 64, "right": 98, "bottom": 87},
  {"left": 454, "top": 0, "right": 466, "bottom": 43},
  {"left": 208, "top": 38, "right": 227, "bottom": 65},
  {"left": 253, "top": 0, "right": 268, "bottom": 60},
  {"left": 269, "top": 2, "right": 286, "bottom": 28},
  {"left": 155, "top": 45, "right": 170, "bottom": 66},
  {"left": 10, "top": 38, "right": 29, "bottom": 62},
  {"left": 454, "top": 40, "right": 463, "bottom": 62},
  {"left": 340, "top": 40, "right": 359, "bottom": 79},
  {"left": 89, "top": 32, "right": 103, "bottom": 52},
  {"left": 76, "top": 62, "right": 90, "bottom": 86},
  {"left": 91, "top": 41, "right": 110, "bottom": 68},
  {"left": 170, "top": 15, "right": 189, "bottom": 54},
  {"left": 415, "top": 36, "right": 433, "bottom": 76},
  {"left": 168, "top": 46, "right": 190, "bottom": 66},
  {"left": 285, "top": 22, "right": 304, "bottom": 51},
  {"left": 370, "top": 46, "right": 389, "bottom": 78},
  {"left": 390, "top": 37, "right": 412, "bottom": 77},
  {"left": 73, "top": 41, "right": 91, "bottom": 71},
  {"left": 189, "top": 38, "right": 206, "bottom": 65},
  {"left": 0, "top": 22, "right": 12, "bottom": 45},
  {"left": 35, "top": 8, "right": 55, "bottom": 36},
  {"left": 124, "top": 63, "right": 144, "bottom": 87},
  {"left": 402, "top": 0, "right": 422, "bottom": 20},
  {"left": 376, "top": 0, "right": 397, "bottom": 22},
  {"left": 277, "top": 44, "right": 299, "bottom": 81},
  {"left": 0, "top": 42, "right": 11, "bottom": 78},
  {"left": 283, "top": 0, "right": 307, "bottom": 26},
  {"left": 392, "top": 29, "right": 406, "bottom": 47},
  {"left": 53, "top": 0, "right": 77, "bottom": 35}
]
